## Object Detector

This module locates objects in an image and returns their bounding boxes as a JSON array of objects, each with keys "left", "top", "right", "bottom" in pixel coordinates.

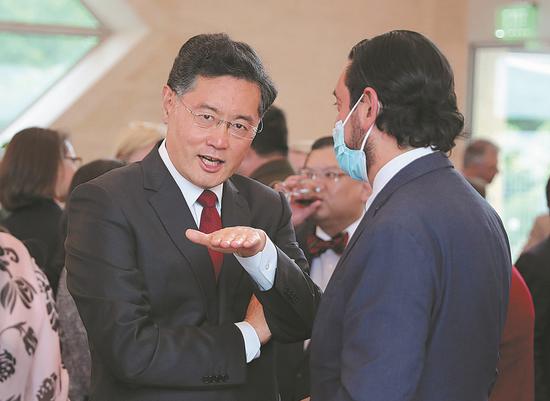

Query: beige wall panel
[{"left": 52, "top": 0, "right": 469, "bottom": 164}]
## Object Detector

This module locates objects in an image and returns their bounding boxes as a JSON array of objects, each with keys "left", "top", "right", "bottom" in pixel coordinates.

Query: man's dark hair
[
  {"left": 311, "top": 136, "right": 334, "bottom": 151},
  {"left": 69, "top": 159, "right": 125, "bottom": 194},
  {"left": 346, "top": 30, "right": 464, "bottom": 153},
  {"left": 167, "top": 33, "right": 277, "bottom": 116},
  {"left": 546, "top": 176, "right": 550, "bottom": 211},
  {"left": 463, "top": 139, "right": 499, "bottom": 168},
  {"left": 304, "top": 136, "right": 335, "bottom": 166},
  {"left": 250, "top": 105, "right": 289, "bottom": 156},
  {"left": 0, "top": 127, "right": 67, "bottom": 210}
]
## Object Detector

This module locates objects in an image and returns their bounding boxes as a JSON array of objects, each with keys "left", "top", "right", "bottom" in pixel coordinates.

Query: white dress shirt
[
  {"left": 309, "top": 216, "right": 363, "bottom": 292},
  {"left": 158, "top": 140, "right": 278, "bottom": 362},
  {"left": 365, "top": 147, "right": 436, "bottom": 212}
]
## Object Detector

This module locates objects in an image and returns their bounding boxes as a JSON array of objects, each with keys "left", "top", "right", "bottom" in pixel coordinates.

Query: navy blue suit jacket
[{"left": 310, "top": 152, "right": 511, "bottom": 401}]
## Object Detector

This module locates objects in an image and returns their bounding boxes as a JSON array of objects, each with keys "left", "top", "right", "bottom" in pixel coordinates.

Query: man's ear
[
  {"left": 161, "top": 85, "right": 175, "bottom": 123},
  {"left": 357, "top": 87, "right": 380, "bottom": 131}
]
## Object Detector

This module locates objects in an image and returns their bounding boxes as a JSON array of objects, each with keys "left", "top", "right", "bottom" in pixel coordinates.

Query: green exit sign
[{"left": 495, "top": 3, "right": 538, "bottom": 40}]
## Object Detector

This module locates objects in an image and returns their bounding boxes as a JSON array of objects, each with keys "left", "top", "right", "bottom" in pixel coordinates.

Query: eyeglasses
[
  {"left": 180, "top": 100, "right": 262, "bottom": 140},
  {"left": 65, "top": 156, "right": 82, "bottom": 166},
  {"left": 299, "top": 168, "right": 347, "bottom": 182}
]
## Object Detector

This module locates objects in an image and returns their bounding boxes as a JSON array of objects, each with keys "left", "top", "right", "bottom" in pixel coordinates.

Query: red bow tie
[{"left": 306, "top": 231, "right": 349, "bottom": 258}]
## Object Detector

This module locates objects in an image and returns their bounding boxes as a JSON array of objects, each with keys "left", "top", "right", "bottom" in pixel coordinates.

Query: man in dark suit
[
  {"left": 65, "top": 33, "right": 321, "bottom": 401},
  {"left": 238, "top": 105, "right": 295, "bottom": 187},
  {"left": 309, "top": 30, "right": 511, "bottom": 401},
  {"left": 516, "top": 176, "right": 550, "bottom": 401}
]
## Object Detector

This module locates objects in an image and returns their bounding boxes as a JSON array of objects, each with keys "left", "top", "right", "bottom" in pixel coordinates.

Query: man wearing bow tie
[
  {"left": 275, "top": 136, "right": 371, "bottom": 401},
  {"left": 292, "top": 136, "right": 371, "bottom": 292}
]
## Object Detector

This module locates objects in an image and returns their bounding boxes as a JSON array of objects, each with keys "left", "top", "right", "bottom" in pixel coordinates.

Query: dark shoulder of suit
[
  {"left": 250, "top": 159, "right": 295, "bottom": 187},
  {"left": 1, "top": 197, "right": 63, "bottom": 289},
  {"left": 516, "top": 236, "right": 550, "bottom": 272}
]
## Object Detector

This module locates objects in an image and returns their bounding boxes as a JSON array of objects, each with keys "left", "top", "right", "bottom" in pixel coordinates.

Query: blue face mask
[{"left": 332, "top": 94, "right": 375, "bottom": 182}]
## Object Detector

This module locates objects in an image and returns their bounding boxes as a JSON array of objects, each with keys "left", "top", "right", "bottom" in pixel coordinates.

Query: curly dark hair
[{"left": 345, "top": 30, "right": 464, "bottom": 152}]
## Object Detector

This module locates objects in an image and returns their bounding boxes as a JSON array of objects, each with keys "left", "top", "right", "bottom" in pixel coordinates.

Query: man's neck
[{"left": 367, "top": 131, "right": 414, "bottom": 184}]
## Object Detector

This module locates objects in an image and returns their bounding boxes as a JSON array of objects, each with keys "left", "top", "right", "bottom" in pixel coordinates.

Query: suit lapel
[
  {"left": 142, "top": 147, "right": 218, "bottom": 321},
  {"left": 217, "top": 178, "right": 252, "bottom": 323},
  {"left": 339, "top": 152, "right": 454, "bottom": 269}
]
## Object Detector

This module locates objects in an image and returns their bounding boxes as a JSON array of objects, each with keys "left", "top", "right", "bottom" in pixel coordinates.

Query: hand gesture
[{"left": 186, "top": 226, "right": 267, "bottom": 258}]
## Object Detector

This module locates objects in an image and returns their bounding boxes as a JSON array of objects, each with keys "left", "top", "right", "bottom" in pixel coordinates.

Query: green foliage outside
[
  {"left": 0, "top": 33, "right": 98, "bottom": 131},
  {"left": 0, "top": 32, "right": 98, "bottom": 66},
  {"left": 0, "top": 0, "right": 99, "bottom": 28}
]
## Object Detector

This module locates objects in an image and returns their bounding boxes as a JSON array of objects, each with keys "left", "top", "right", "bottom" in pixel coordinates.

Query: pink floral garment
[{"left": 0, "top": 232, "right": 69, "bottom": 401}]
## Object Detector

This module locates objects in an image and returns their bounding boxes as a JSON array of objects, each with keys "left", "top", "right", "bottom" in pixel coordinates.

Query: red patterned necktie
[
  {"left": 197, "top": 190, "right": 223, "bottom": 280},
  {"left": 306, "top": 231, "right": 349, "bottom": 258}
]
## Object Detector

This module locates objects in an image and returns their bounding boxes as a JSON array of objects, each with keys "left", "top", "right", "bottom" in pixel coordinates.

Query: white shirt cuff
[
  {"left": 234, "top": 236, "right": 277, "bottom": 291},
  {"left": 235, "top": 321, "right": 261, "bottom": 363}
]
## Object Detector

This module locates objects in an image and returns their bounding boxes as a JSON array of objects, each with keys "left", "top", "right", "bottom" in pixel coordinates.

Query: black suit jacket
[
  {"left": 516, "top": 236, "right": 550, "bottom": 401},
  {"left": 2, "top": 197, "right": 64, "bottom": 293},
  {"left": 65, "top": 147, "right": 321, "bottom": 401},
  {"left": 277, "top": 221, "right": 316, "bottom": 401},
  {"left": 250, "top": 158, "right": 295, "bottom": 188}
]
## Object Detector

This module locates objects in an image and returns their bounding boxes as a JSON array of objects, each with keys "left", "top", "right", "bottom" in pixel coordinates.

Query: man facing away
[
  {"left": 237, "top": 105, "right": 295, "bottom": 187},
  {"left": 309, "top": 30, "right": 511, "bottom": 401},
  {"left": 65, "top": 33, "right": 321, "bottom": 401}
]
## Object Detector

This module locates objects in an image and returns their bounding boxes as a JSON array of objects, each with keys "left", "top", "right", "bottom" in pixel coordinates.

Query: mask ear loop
[
  {"left": 359, "top": 100, "right": 383, "bottom": 150},
  {"left": 343, "top": 93, "right": 364, "bottom": 126}
]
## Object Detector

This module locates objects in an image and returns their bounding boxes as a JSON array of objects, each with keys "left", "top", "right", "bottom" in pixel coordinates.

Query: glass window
[
  {"left": 471, "top": 46, "right": 550, "bottom": 260},
  {"left": 0, "top": 0, "right": 103, "bottom": 135},
  {"left": 0, "top": 0, "right": 99, "bottom": 28},
  {"left": 0, "top": 32, "right": 99, "bottom": 131}
]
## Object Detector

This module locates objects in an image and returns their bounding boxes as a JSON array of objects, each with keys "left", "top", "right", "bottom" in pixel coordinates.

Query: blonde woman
[{"left": 114, "top": 121, "right": 166, "bottom": 163}]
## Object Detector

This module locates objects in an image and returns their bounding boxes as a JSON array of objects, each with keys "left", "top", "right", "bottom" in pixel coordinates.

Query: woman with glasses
[{"left": 0, "top": 127, "right": 80, "bottom": 294}]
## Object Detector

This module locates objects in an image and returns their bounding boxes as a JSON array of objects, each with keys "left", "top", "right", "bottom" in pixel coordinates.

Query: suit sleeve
[
  {"left": 333, "top": 224, "right": 435, "bottom": 401},
  {"left": 255, "top": 192, "right": 322, "bottom": 343},
  {"left": 516, "top": 252, "right": 550, "bottom": 401},
  {"left": 65, "top": 182, "right": 247, "bottom": 388}
]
